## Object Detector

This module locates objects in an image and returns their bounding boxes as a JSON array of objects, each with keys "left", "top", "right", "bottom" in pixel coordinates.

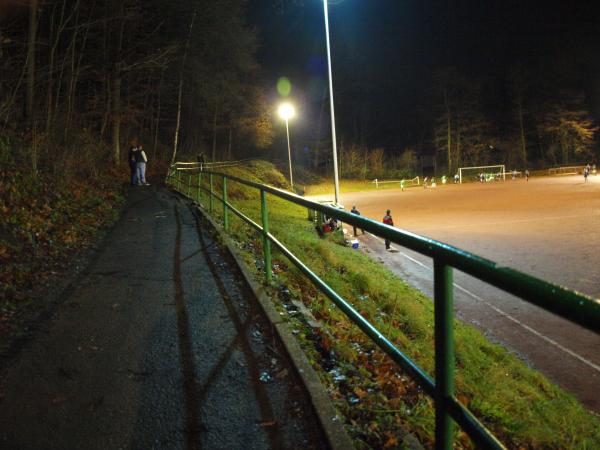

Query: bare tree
[
  {"left": 111, "top": 1, "right": 125, "bottom": 165},
  {"left": 170, "top": 6, "right": 197, "bottom": 166},
  {"left": 26, "top": 0, "right": 39, "bottom": 125},
  {"left": 508, "top": 66, "right": 529, "bottom": 165}
]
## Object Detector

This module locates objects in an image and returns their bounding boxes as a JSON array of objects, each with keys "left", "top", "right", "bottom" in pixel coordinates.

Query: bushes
[{"left": 0, "top": 135, "right": 125, "bottom": 348}]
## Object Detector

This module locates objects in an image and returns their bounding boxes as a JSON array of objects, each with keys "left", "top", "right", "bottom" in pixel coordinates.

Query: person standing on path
[
  {"left": 128, "top": 138, "right": 140, "bottom": 185},
  {"left": 134, "top": 143, "right": 149, "bottom": 185},
  {"left": 350, "top": 206, "right": 363, "bottom": 236},
  {"left": 525, "top": 169, "right": 530, "bottom": 182},
  {"left": 584, "top": 165, "right": 589, "bottom": 183},
  {"left": 382, "top": 209, "right": 394, "bottom": 250}
]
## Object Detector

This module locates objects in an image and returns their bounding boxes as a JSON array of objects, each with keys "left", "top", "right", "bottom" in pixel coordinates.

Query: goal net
[
  {"left": 458, "top": 165, "right": 505, "bottom": 183},
  {"left": 372, "top": 176, "right": 420, "bottom": 189},
  {"left": 401, "top": 176, "right": 420, "bottom": 189},
  {"left": 548, "top": 166, "right": 586, "bottom": 176}
]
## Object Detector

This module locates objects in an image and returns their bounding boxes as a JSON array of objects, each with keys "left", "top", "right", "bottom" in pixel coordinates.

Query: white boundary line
[
  {"left": 370, "top": 235, "right": 600, "bottom": 373},
  {"left": 416, "top": 212, "right": 600, "bottom": 232}
]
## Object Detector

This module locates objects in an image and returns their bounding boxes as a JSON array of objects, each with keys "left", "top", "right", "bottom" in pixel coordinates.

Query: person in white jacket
[{"left": 133, "top": 144, "right": 149, "bottom": 185}]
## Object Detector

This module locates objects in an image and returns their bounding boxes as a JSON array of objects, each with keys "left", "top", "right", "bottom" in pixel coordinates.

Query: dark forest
[{"left": 0, "top": 0, "right": 272, "bottom": 176}]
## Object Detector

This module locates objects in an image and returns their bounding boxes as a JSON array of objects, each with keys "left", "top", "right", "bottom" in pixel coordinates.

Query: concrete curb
[{"left": 190, "top": 202, "right": 356, "bottom": 450}]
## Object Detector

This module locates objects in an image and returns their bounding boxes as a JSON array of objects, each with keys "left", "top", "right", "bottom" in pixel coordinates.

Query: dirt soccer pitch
[
  {"left": 318, "top": 174, "right": 600, "bottom": 411},
  {"left": 350, "top": 174, "right": 599, "bottom": 297}
]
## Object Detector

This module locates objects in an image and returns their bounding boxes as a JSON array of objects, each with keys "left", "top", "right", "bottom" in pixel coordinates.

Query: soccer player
[{"left": 382, "top": 209, "right": 394, "bottom": 250}]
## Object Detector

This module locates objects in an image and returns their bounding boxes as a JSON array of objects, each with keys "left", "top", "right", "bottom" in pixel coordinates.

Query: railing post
[
  {"left": 222, "top": 176, "right": 229, "bottom": 231},
  {"left": 186, "top": 171, "right": 191, "bottom": 197},
  {"left": 177, "top": 169, "right": 182, "bottom": 191},
  {"left": 197, "top": 171, "right": 202, "bottom": 202},
  {"left": 209, "top": 173, "right": 214, "bottom": 213},
  {"left": 434, "top": 259, "right": 455, "bottom": 450},
  {"left": 260, "top": 189, "right": 272, "bottom": 284}
]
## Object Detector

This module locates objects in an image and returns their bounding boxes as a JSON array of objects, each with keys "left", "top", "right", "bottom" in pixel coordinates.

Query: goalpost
[
  {"left": 547, "top": 166, "right": 586, "bottom": 176},
  {"left": 458, "top": 165, "right": 505, "bottom": 183},
  {"left": 372, "top": 176, "right": 420, "bottom": 189}
]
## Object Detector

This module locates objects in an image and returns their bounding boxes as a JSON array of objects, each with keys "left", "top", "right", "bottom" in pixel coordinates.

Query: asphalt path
[
  {"left": 311, "top": 175, "right": 600, "bottom": 412},
  {"left": 0, "top": 185, "right": 326, "bottom": 449}
]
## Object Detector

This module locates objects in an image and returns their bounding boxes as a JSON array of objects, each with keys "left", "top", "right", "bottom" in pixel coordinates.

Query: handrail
[
  {"left": 166, "top": 165, "right": 599, "bottom": 450},
  {"left": 170, "top": 157, "right": 258, "bottom": 170}
]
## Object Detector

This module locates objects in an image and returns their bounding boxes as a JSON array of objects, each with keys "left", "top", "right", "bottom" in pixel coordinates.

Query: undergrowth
[
  {"left": 0, "top": 146, "right": 125, "bottom": 351},
  {"left": 177, "top": 160, "right": 600, "bottom": 449}
]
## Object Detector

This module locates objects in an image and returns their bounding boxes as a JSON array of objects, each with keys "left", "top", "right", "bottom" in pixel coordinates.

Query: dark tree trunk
[
  {"left": 170, "top": 8, "right": 197, "bottom": 165},
  {"left": 26, "top": 0, "right": 39, "bottom": 126},
  {"left": 112, "top": 3, "right": 125, "bottom": 166},
  {"left": 211, "top": 106, "right": 218, "bottom": 161}
]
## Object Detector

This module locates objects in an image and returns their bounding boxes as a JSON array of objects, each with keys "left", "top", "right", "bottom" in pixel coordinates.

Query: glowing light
[
  {"left": 277, "top": 77, "right": 292, "bottom": 97},
  {"left": 277, "top": 102, "right": 296, "bottom": 191},
  {"left": 278, "top": 102, "right": 295, "bottom": 121}
]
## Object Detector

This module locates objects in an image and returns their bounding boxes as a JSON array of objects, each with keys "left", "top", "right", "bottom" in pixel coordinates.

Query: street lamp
[
  {"left": 278, "top": 102, "right": 296, "bottom": 191},
  {"left": 322, "top": 0, "right": 341, "bottom": 205}
]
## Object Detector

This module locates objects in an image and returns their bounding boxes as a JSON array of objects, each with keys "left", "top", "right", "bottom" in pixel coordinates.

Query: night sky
[{"left": 248, "top": 0, "right": 600, "bottom": 157}]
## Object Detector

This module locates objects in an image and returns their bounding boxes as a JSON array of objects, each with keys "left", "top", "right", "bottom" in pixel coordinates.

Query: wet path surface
[{"left": 0, "top": 186, "right": 326, "bottom": 449}]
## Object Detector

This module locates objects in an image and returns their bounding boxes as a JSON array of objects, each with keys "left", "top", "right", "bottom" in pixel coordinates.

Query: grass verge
[{"left": 176, "top": 161, "right": 599, "bottom": 449}]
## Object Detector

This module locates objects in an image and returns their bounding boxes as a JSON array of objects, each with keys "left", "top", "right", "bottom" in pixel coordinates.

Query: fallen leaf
[
  {"left": 275, "top": 369, "right": 288, "bottom": 379},
  {"left": 354, "top": 387, "right": 369, "bottom": 399},
  {"left": 259, "top": 421, "right": 278, "bottom": 427},
  {"left": 383, "top": 432, "right": 398, "bottom": 448},
  {"left": 51, "top": 396, "right": 68, "bottom": 405}
]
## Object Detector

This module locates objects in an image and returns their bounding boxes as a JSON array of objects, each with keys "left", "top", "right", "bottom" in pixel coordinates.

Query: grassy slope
[{"left": 183, "top": 161, "right": 599, "bottom": 449}]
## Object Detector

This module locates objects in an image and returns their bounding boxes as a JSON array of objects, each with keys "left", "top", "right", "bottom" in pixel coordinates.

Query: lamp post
[
  {"left": 323, "top": 0, "right": 341, "bottom": 205},
  {"left": 278, "top": 102, "right": 296, "bottom": 191}
]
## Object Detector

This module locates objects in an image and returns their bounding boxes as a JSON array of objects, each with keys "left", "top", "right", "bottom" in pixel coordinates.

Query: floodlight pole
[
  {"left": 285, "top": 118, "right": 294, "bottom": 191},
  {"left": 323, "top": 0, "right": 341, "bottom": 205}
]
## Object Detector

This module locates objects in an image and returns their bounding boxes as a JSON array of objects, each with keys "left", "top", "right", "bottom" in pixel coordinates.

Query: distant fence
[{"left": 172, "top": 158, "right": 257, "bottom": 171}]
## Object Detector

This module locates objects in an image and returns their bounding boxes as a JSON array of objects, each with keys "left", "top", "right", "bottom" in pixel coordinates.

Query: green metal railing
[{"left": 166, "top": 164, "right": 600, "bottom": 450}]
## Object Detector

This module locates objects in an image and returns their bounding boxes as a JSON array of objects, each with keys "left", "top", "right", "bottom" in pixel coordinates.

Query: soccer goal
[
  {"left": 372, "top": 176, "right": 420, "bottom": 189},
  {"left": 401, "top": 176, "right": 420, "bottom": 189},
  {"left": 458, "top": 165, "right": 505, "bottom": 183},
  {"left": 548, "top": 165, "right": 586, "bottom": 176}
]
